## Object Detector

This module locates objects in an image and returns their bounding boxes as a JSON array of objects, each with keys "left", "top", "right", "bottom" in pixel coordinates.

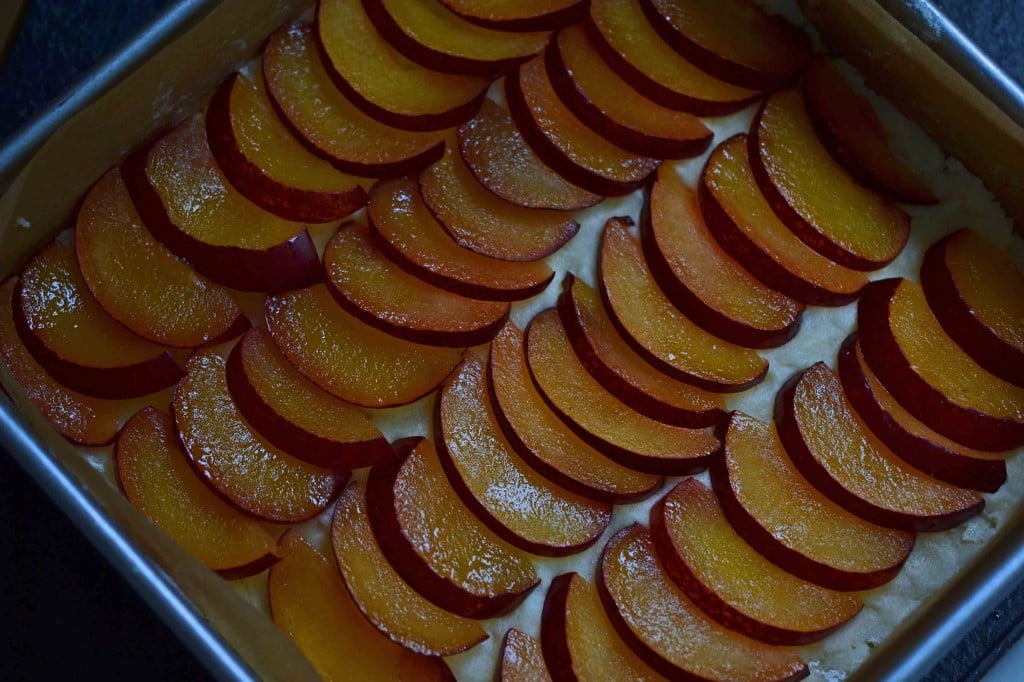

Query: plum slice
[
  {"left": 751, "top": 88, "right": 910, "bottom": 270},
  {"left": 600, "top": 217, "right": 767, "bottom": 392},
  {"left": 368, "top": 177, "right": 554, "bottom": 301},
  {"left": 506, "top": 54, "right": 660, "bottom": 197},
  {"left": 838, "top": 335, "right": 1006, "bottom": 493},
  {"left": 330, "top": 482, "right": 487, "bottom": 656},
  {"left": 225, "top": 328, "right": 391, "bottom": 470},
  {"left": 557, "top": 275, "right": 725, "bottom": 427},
  {"left": 858, "top": 278, "right": 1024, "bottom": 451},
  {"left": 545, "top": 24, "right": 712, "bottom": 159},
  {"left": 775, "top": 362, "right": 983, "bottom": 532},
  {"left": 437, "top": 351, "right": 611, "bottom": 556},
  {"left": 122, "top": 116, "right": 320, "bottom": 293},
  {"left": 701, "top": 135, "right": 867, "bottom": 305},
  {"left": 439, "top": 0, "right": 584, "bottom": 32},
  {"left": 265, "top": 284, "right": 463, "bottom": 409},
  {"left": 499, "top": 629, "right": 551, "bottom": 682},
  {"left": 639, "top": 0, "right": 810, "bottom": 90},
  {"left": 362, "top": 0, "right": 548, "bottom": 76},
  {"left": 316, "top": 0, "right": 488, "bottom": 131},
  {"left": 643, "top": 164, "right": 803, "bottom": 348},
  {"left": 489, "top": 321, "right": 663, "bottom": 503},
  {"left": 262, "top": 23, "right": 444, "bottom": 178},
  {"left": 324, "top": 222, "right": 509, "bottom": 347},
  {"left": 419, "top": 143, "right": 579, "bottom": 262},
  {"left": 206, "top": 71, "right": 367, "bottom": 223},
  {"left": 76, "top": 168, "right": 247, "bottom": 349},
  {"left": 710, "top": 412, "right": 914, "bottom": 591},
  {"left": 116, "top": 408, "right": 278, "bottom": 579},
  {"left": 365, "top": 437, "right": 538, "bottom": 618},
  {"left": 173, "top": 349, "right": 343, "bottom": 523},
  {"left": 599, "top": 525, "right": 808, "bottom": 682},
  {"left": 0, "top": 278, "right": 123, "bottom": 446},
  {"left": 458, "top": 99, "right": 599, "bottom": 211},
  {"left": 269, "top": 528, "right": 455, "bottom": 679},
  {"left": 651, "top": 478, "right": 862, "bottom": 645},
  {"left": 541, "top": 573, "right": 664, "bottom": 682},
  {"left": 586, "top": 0, "right": 758, "bottom": 115},
  {"left": 526, "top": 309, "right": 719, "bottom": 475},
  {"left": 803, "top": 57, "right": 936, "bottom": 205},
  {"left": 921, "top": 228, "right": 1024, "bottom": 387},
  {"left": 16, "top": 240, "right": 182, "bottom": 399}
]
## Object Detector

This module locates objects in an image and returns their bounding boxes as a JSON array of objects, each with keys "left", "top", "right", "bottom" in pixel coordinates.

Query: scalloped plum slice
[
  {"left": 775, "top": 362, "right": 983, "bottom": 532},
  {"left": 499, "top": 629, "right": 551, "bottom": 682},
  {"left": 600, "top": 217, "right": 767, "bottom": 391},
  {"left": 440, "top": 0, "right": 584, "bottom": 32},
  {"left": 16, "top": 240, "right": 182, "bottom": 399},
  {"left": 366, "top": 437, "right": 538, "bottom": 618},
  {"left": 116, "top": 408, "right": 277, "bottom": 579},
  {"left": 225, "top": 328, "right": 391, "bottom": 470},
  {"left": 437, "top": 351, "right": 611, "bottom": 556},
  {"left": 262, "top": 23, "right": 444, "bottom": 178},
  {"left": 316, "top": 0, "right": 488, "bottom": 130},
  {"left": 489, "top": 321, "right": 663, "bottom": 503},
  {"left": 330, "top": 482, "right": 487, "bottom": 656},
  {"left": 265, "top": 284, "right": 463, "bottom": 408},
  {"left": 368, "top": 177, "right": 554, "bottom": 301},
  {"left": 419, "top": 142, "right": 579, "bottom": 262},
  {"left": 527, "top": 309, "right": 719, "bottom": 475},
  {"left": 324, "top": 221, "right": 509, "bottom": 347}
]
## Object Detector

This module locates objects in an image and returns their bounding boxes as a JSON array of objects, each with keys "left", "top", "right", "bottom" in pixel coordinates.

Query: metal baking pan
[{"left": 0, "top": 1, "right": 1021, "bottom": 680}]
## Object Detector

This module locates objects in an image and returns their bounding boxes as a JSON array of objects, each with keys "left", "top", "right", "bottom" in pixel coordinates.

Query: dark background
[{"left": 0, "top": 1, "right": 1021, "bottom": 680}]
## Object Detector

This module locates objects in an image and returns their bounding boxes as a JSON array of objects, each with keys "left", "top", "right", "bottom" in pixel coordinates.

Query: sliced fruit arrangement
[
  {"left": 265, "top": 284, "right": 463, "bottom": 408},
  {"left": 557, "top": 275, "right": 725, "bottom": 427},
  {"left": 776, "top": 362, "right": 984, "bottom": 532},
  {"left": 600, "top": 216, "right": 768, "bottom": 392},
  {"left": 324, "top": 221, "right": 509, "bottom": 346},
  {"left": 225, "top": 328, "right": 391, "bottom": 470},
  {"left": 76, "top": 168, "right": 248, "bottom": 348},
  {"left": 269, "top": 528, "right": 455, "bottom": 680},
  {"left": 541, "top": 573, "right": 665, "bottom": 682},
  {"left": 362, "top": 0, "right": 549, "bottom": 76},
  {"left": 15, "top": 240, "right": 182, "bottom": 399},
  {"left": 116, "top": 407, "right": 278, "bottom": 579},
  {"left": 526, "top": 309, "right": 720, "bottom": 474},
  {"left": 711, "top": 412, "right": 914, "bottom": 591},
  {"left": 174, "top": 349, "right": 344, "bottom": 523},
  {"left": 489, "top": 320, "right": 663, "bottom": 503},
  {"left": 599, "top": 525, "right": 809, "bottom": 681},
  {"left": 545, "top": 24, "right": 712, "bottom": 159},
  {"left": 751, "top": 88, "right": 910, "bottom": 270},
  {"left": 436, "top": 351, "right": 611, "bottom": 555},
  {"left": 262, "top": 23, "right": 445, "bottom": 178},
  {"left": 206, "top": 71, "right": 367, "bottom": 223},
  {"left": 643, "top": 164, "right": 803, "bottom": 348},
  {"left": 367, "top": 177, "right": 554, "bottom": 301},
  {"left": 838, "top": 335, "right": 1006, "bottom": 493},
  {"left": 122, "top": 116, "right": 321, "bottom": 293},
  {"left": 803, "top": 56, "right": 936, "bottom": 204},
  {"left": 440, "top": 0, "right": 585, "bottom": 32},
  {"left": 651, "top": 478, "right": 862, "bottom": 645},
  {"left": 639, "top": 0, "right": 811, "bottom": 89},
  {"left": 331, "top": 481, "right": 488, "bottom": 656},
  {"left": 701, "top": 135, "right": 867, "bottom": 306},
  {"left": 418, "top": 143, "right": 579, "bottom": 262},
  {"left": 506, "top": 54, "right": 660, "bottom": 196},
  {"left": 921, "top": 228, "right": 1024, "bottom": 387},
  {"left": 499, "top": 628, "right": 551, "bottom": 682},
  {"left": 858, "top": 278, "right": 1024, "bottom": 451},
  {"left": 0, "top": 278, "right": 124, "bottom": 446},
  {"left": 457, "top": 98, "right": 600, "bottom": 211},
  {"left": 586, "top": 0, "right": 759, "bottom": 114},
  {"left": 316, "top": 0, "right": 488, "bottom": 130},
  {"left": 365, "top": 437, "right": 539, "bottom": 617}
]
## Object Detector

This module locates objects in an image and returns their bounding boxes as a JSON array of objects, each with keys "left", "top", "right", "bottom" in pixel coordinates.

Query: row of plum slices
[{"left": 2, "top": 0, "right": 1024, "bottom": 680}]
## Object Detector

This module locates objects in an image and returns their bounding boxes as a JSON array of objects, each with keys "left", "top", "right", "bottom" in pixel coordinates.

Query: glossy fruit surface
[
  {"left": 440, "top": 0, "right": 584, "bottom": 31},
  {"left": 499, "top": 629, "right": 552, "bottom": 682}
]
